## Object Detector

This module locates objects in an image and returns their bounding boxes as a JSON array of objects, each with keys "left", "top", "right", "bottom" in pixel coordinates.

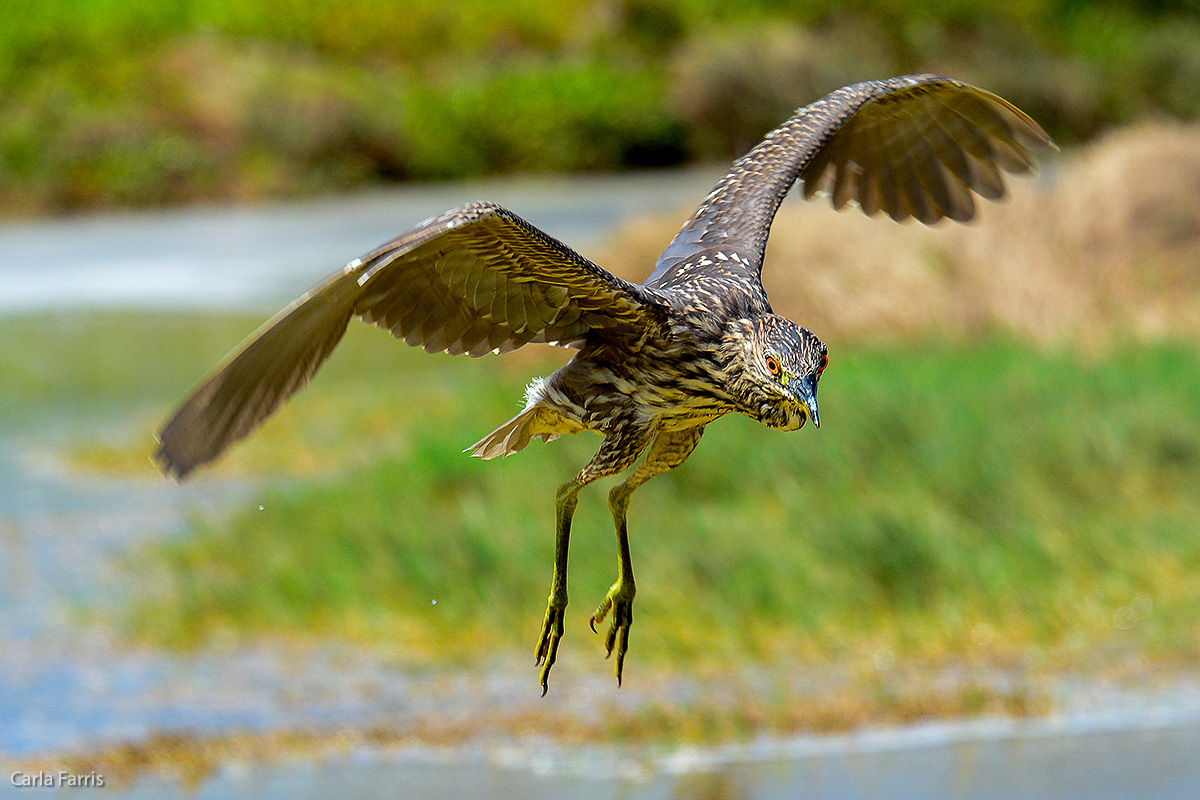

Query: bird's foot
[
  {"left": 535, "top": 593, "right": 567, "bottom": 696},
  {"left": 589, "top": 579, "right": 635, "bottom": 686}
]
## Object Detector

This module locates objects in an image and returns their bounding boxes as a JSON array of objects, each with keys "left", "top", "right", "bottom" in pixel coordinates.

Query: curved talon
[
  {"left": 590, "top": 594, "right": 613, "bottom": 634},
  {"left": 535, "top": 598, "right": 567, "bottom": 695},
  {"left": 591, "top": 581, "right": 634, "bottom": 685}
]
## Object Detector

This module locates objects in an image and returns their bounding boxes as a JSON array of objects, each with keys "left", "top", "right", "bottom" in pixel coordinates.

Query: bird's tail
[{"left": 466, "top": 405, "right": 583, "bottom": 460}]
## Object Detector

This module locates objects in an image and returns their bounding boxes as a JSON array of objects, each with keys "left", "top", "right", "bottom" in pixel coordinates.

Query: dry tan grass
[{"left": 597, "top": 123, "right": 1200, "bottom": 347}]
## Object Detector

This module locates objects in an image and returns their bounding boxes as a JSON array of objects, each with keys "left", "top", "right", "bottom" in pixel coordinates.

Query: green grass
[
  {"left": 166, "top": 338, "right": 1200, "bottom": 669},
  {"left": 9, "top": 311, "right": 1194, "bottom": 672}
]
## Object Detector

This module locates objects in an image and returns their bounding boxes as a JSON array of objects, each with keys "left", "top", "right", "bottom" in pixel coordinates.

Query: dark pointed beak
[{"left": 794, "top": 374, "right": 820, "bottom": 429}]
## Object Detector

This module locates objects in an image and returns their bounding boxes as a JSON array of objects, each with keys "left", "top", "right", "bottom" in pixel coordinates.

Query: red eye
[
  {"left": 766, "top": 355, "right": 781, "bottom": 376},
  {"left": 817, "top": 354, "right": 828, "bottom": 374}
]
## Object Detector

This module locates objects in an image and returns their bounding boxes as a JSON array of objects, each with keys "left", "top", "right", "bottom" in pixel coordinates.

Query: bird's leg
[
  {"left": 590, "top": 481, "right": 637, "bottom": 684},
  {"left": 535, "top": 427, "right": 651, "bottom": 695},
  {"left": 535, "top": 479, "right": 580, "bottom": 695},
  {"left": 590, "top": 426, "right": 705, "bottom": 686}
]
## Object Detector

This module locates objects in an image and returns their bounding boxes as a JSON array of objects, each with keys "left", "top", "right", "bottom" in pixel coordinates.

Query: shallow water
[
  {"left": 0, "top": 168, "right": 721, "bottom": 313},
  {"left": 3, "top": 711, "right": 1199, "bottom": 799}
]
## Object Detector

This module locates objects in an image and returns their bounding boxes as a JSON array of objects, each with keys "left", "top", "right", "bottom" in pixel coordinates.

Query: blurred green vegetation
[
  {"left": 7, "top": 311, "right": 1196, "bottom": 671},
  {"left": 3, "top": 0, "right": 1200, "bottom": 214}
]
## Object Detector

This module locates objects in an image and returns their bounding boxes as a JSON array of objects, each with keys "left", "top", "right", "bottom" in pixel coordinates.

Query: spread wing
[
  {"left": 647, "top": 74, "right": 1055, "bottom": 290},
  {"left": 156, "top": 201, "right": 662, "bottom": 478}
]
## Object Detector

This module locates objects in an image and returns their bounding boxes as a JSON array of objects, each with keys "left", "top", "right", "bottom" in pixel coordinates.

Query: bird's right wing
[
  {"left": 647, "top": 75, "right": 1054, "bottom": 289},
  {"left": 156, "top": 202, "right": 663, "bottom": 478}
]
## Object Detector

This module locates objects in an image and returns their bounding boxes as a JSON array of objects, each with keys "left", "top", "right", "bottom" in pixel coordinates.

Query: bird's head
[{"left": 734, "top": 315, "right": 827, "bottom": 431}]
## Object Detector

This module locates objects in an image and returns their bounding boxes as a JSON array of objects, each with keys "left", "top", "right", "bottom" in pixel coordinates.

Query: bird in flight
[{"left": 156, "top": 75, "right": 1053, "bottom": 694}]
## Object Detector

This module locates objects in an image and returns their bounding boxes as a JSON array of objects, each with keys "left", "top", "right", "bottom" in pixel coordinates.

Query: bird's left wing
[
  {"left": 648, "top": 75, "right": 1054, "bottom": 289},
  {"left": 156, "top": 201, "right": 662, "bottom": 478}
]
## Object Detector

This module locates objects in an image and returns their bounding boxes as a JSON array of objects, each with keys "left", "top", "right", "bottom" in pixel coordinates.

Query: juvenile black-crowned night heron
[{"left": 156, "top": 75, "right": 1052, "bottom": 693}]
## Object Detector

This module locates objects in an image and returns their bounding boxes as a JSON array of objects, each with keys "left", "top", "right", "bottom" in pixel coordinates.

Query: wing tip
[
  {"left": 152, "top": 423, "right": 202, "bottom": 481},
  {"left": 152, "top": 444, "right": 192, "bottom": 482}
]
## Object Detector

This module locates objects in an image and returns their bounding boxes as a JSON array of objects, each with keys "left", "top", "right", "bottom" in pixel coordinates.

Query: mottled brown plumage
[{"left": 156, "top": 75, "right": 1053, "bottom": 692}]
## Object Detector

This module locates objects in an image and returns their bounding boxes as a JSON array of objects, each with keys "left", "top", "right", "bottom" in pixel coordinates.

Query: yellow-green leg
[
  {"left": 590, "top": 482, "right": 637, "bottom": 684},
  {"left": 534, "top": 428, "right": 652, "bottom": 695},
  {"left": 534, "top": 479, "right": 580, "bottom": 696},
  {"left": 589, "top": 425, "right": 706, "bottom": 687}
]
